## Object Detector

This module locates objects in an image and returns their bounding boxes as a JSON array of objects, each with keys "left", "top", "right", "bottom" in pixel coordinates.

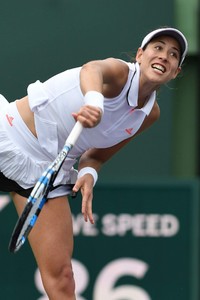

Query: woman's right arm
[{"left": 72, "top": 58, "right": 129, "bottom": 128}]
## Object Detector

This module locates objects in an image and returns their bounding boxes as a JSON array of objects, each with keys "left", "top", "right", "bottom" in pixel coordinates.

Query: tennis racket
[{"left": 8, "top": 121, "right": 83, "bottom": 253}]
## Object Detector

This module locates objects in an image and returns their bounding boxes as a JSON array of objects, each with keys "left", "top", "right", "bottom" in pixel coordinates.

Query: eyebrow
[{"left": 154, "top": 40, "right": 180, "bottom": 53}]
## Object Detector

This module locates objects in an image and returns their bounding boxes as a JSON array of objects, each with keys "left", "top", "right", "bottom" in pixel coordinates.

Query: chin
[{"left": 148, "top": 71, "right": 169, "bottom": 84}]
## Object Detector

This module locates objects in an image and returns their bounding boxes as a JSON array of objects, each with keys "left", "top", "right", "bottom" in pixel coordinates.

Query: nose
[{"left": 158, "top": 51, "right": 168, "bottom": 61}]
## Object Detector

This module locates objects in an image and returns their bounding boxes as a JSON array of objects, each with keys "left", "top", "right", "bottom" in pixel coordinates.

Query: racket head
[
  {"left": 8, "top": 167, "right": 55, "bottom": 253},
  {"left": 8, "top": 192, "right": 47, "bottom": 253},
  {"left": 8, "top": 123, "right": 82, "bottom": 253}
]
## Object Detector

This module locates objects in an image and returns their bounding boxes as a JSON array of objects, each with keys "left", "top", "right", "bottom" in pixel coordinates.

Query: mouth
[{"left": 151, "top": 63, "right": 166, "bottom": 73}]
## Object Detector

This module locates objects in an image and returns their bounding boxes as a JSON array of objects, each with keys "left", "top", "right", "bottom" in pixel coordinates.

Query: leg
[{"left": 11, "top": 192, "right": 76, "bottom": 300}]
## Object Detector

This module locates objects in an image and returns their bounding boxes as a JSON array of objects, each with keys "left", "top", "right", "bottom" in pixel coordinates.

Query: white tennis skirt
[{"left": 0, "top": 95, "right": 77, "bottom": 198}]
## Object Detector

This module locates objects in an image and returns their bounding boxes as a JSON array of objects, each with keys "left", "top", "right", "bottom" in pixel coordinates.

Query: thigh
[{"left": 11, "top": 192, "right": 74, "bottom": 275}]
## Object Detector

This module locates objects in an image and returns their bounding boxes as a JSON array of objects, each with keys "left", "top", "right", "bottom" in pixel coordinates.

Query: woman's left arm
[{"left": 73, "top": 101, "right": 160, "bottom": 223}]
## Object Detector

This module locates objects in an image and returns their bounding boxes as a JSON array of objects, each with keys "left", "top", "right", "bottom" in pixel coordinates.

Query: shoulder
[
  {"left": 82, "top": 57, "right": 129, "bottom": 75},
  {"left": 132, "top": 100, "right": 160, "bottom": 137},
  {"left": 144, "top": 100, "right": 160, "bottom": 128},
  {"left": 105, "top": 58, "right": 132, "bottom": 74},
  {"left": 150, "top": 101, "right": 160, "bottom": 121}
]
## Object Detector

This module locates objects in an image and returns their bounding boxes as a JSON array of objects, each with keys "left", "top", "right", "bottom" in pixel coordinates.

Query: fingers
[
  {"left": 72, "top": 175, "right": 95, "bottom": 224},
  {"left": 81, "top": 191, "right": 94, "bottom": 224},
  {"left": 72, "top": 105, "right": 102, "bottom": 128}
]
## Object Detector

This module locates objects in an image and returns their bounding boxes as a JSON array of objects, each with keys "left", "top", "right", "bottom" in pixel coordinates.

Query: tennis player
[{"left": 0, "top": 27, "right": 188, "bottom": 299}]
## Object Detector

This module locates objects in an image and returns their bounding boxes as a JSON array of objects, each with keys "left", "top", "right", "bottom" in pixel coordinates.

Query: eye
[
  {"left": 171, "top": 51, "right": 178, "bottom": 58},
  {"left": 154, "top": 45, "right": 162, "bottom": 50},
  {"left": 170, "top": 51, "right": 179, "bottom": 59}
]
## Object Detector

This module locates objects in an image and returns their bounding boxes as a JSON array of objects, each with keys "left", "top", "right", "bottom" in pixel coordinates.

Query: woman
[{"left": 0, "top": 27, "right": 188, "bottom": 299}]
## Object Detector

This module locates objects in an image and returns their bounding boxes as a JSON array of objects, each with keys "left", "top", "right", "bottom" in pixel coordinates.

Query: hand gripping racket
[{"left": 8, "top": 121, "right": 83, "bottom": 253}]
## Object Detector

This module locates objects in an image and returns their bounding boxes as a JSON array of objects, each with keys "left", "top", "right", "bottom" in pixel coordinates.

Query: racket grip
[{"left": 66, "top": 121, "right": 83, "bottom": 146}]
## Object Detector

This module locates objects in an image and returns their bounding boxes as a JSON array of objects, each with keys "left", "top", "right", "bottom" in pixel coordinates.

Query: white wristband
[
  {"left": 84, "top": 91, "right": 104, "bottom": 113},
  {"left": 77, "top": 167, "right": 98, "bottom": 186}
]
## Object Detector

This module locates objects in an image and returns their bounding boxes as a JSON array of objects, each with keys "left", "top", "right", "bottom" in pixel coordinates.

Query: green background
[
  {"left": 0, "top": 0, "right": 198, "bottom": 179},
  {"left": 0, "top": 0, "right": 177, "bottom": 179}
]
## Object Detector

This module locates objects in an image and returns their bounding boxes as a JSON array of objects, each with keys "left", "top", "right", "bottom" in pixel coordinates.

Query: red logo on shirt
[
  {"left": 130, "top": 108, "right": 135, "bottom": 113},
  {"left": 6, "top": 114, "right": 14, "bottom": 126},
  {"left": 125, "top": 128, "right": 133, "bottom": 135}
]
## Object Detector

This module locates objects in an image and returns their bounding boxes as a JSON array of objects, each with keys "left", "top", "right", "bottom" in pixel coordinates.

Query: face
[{"left": 136, "top": 35, "right": 181, "bottom": 85}]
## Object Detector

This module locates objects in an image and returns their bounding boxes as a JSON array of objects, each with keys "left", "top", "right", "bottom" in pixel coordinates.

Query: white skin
[{"left": 12, "top": 35, "right": 181, "bottom": 299}]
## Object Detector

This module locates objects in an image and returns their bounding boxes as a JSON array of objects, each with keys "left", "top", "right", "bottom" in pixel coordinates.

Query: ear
[
  {"left": 172, "top": 66, "right": 181, "bottom": 79},
  {"left": 135, "top": 47, "right": 144, "bottom": 64}
]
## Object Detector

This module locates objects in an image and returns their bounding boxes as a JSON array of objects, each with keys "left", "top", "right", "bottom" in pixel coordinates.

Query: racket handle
[{"left": 66, "top": 121, "right": 83, "bottom": 146}]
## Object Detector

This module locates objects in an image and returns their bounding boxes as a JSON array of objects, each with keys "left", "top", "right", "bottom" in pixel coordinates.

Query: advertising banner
[{"left": 0, "top": 180, "right": 199, "bottom": 300}]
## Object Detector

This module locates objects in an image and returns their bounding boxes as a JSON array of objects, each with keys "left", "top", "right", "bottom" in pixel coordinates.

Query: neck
[{"left": 138, "top": 78, "right": 159, "bottom": 108}]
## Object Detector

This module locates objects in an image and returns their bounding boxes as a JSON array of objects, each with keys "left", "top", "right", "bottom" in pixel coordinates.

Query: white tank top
[
  {"left": 0, "top": 61, "right": 156, "bottom": 192},
  {"left": 27, "top": 61, "right": 156, "bottom": 160}
]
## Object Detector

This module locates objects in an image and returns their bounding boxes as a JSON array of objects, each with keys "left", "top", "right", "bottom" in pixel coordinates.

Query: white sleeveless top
[
  {"left": 28, "top": 61, "right": 156, "bottom": 159},
  {"left": 0, "top": 61, "right": 156, "bottom": 195}
]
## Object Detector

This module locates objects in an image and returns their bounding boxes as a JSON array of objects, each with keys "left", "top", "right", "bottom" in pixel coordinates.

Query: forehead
[{"left": 150, "top": 35, "right": 181, "bottom": 52}]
